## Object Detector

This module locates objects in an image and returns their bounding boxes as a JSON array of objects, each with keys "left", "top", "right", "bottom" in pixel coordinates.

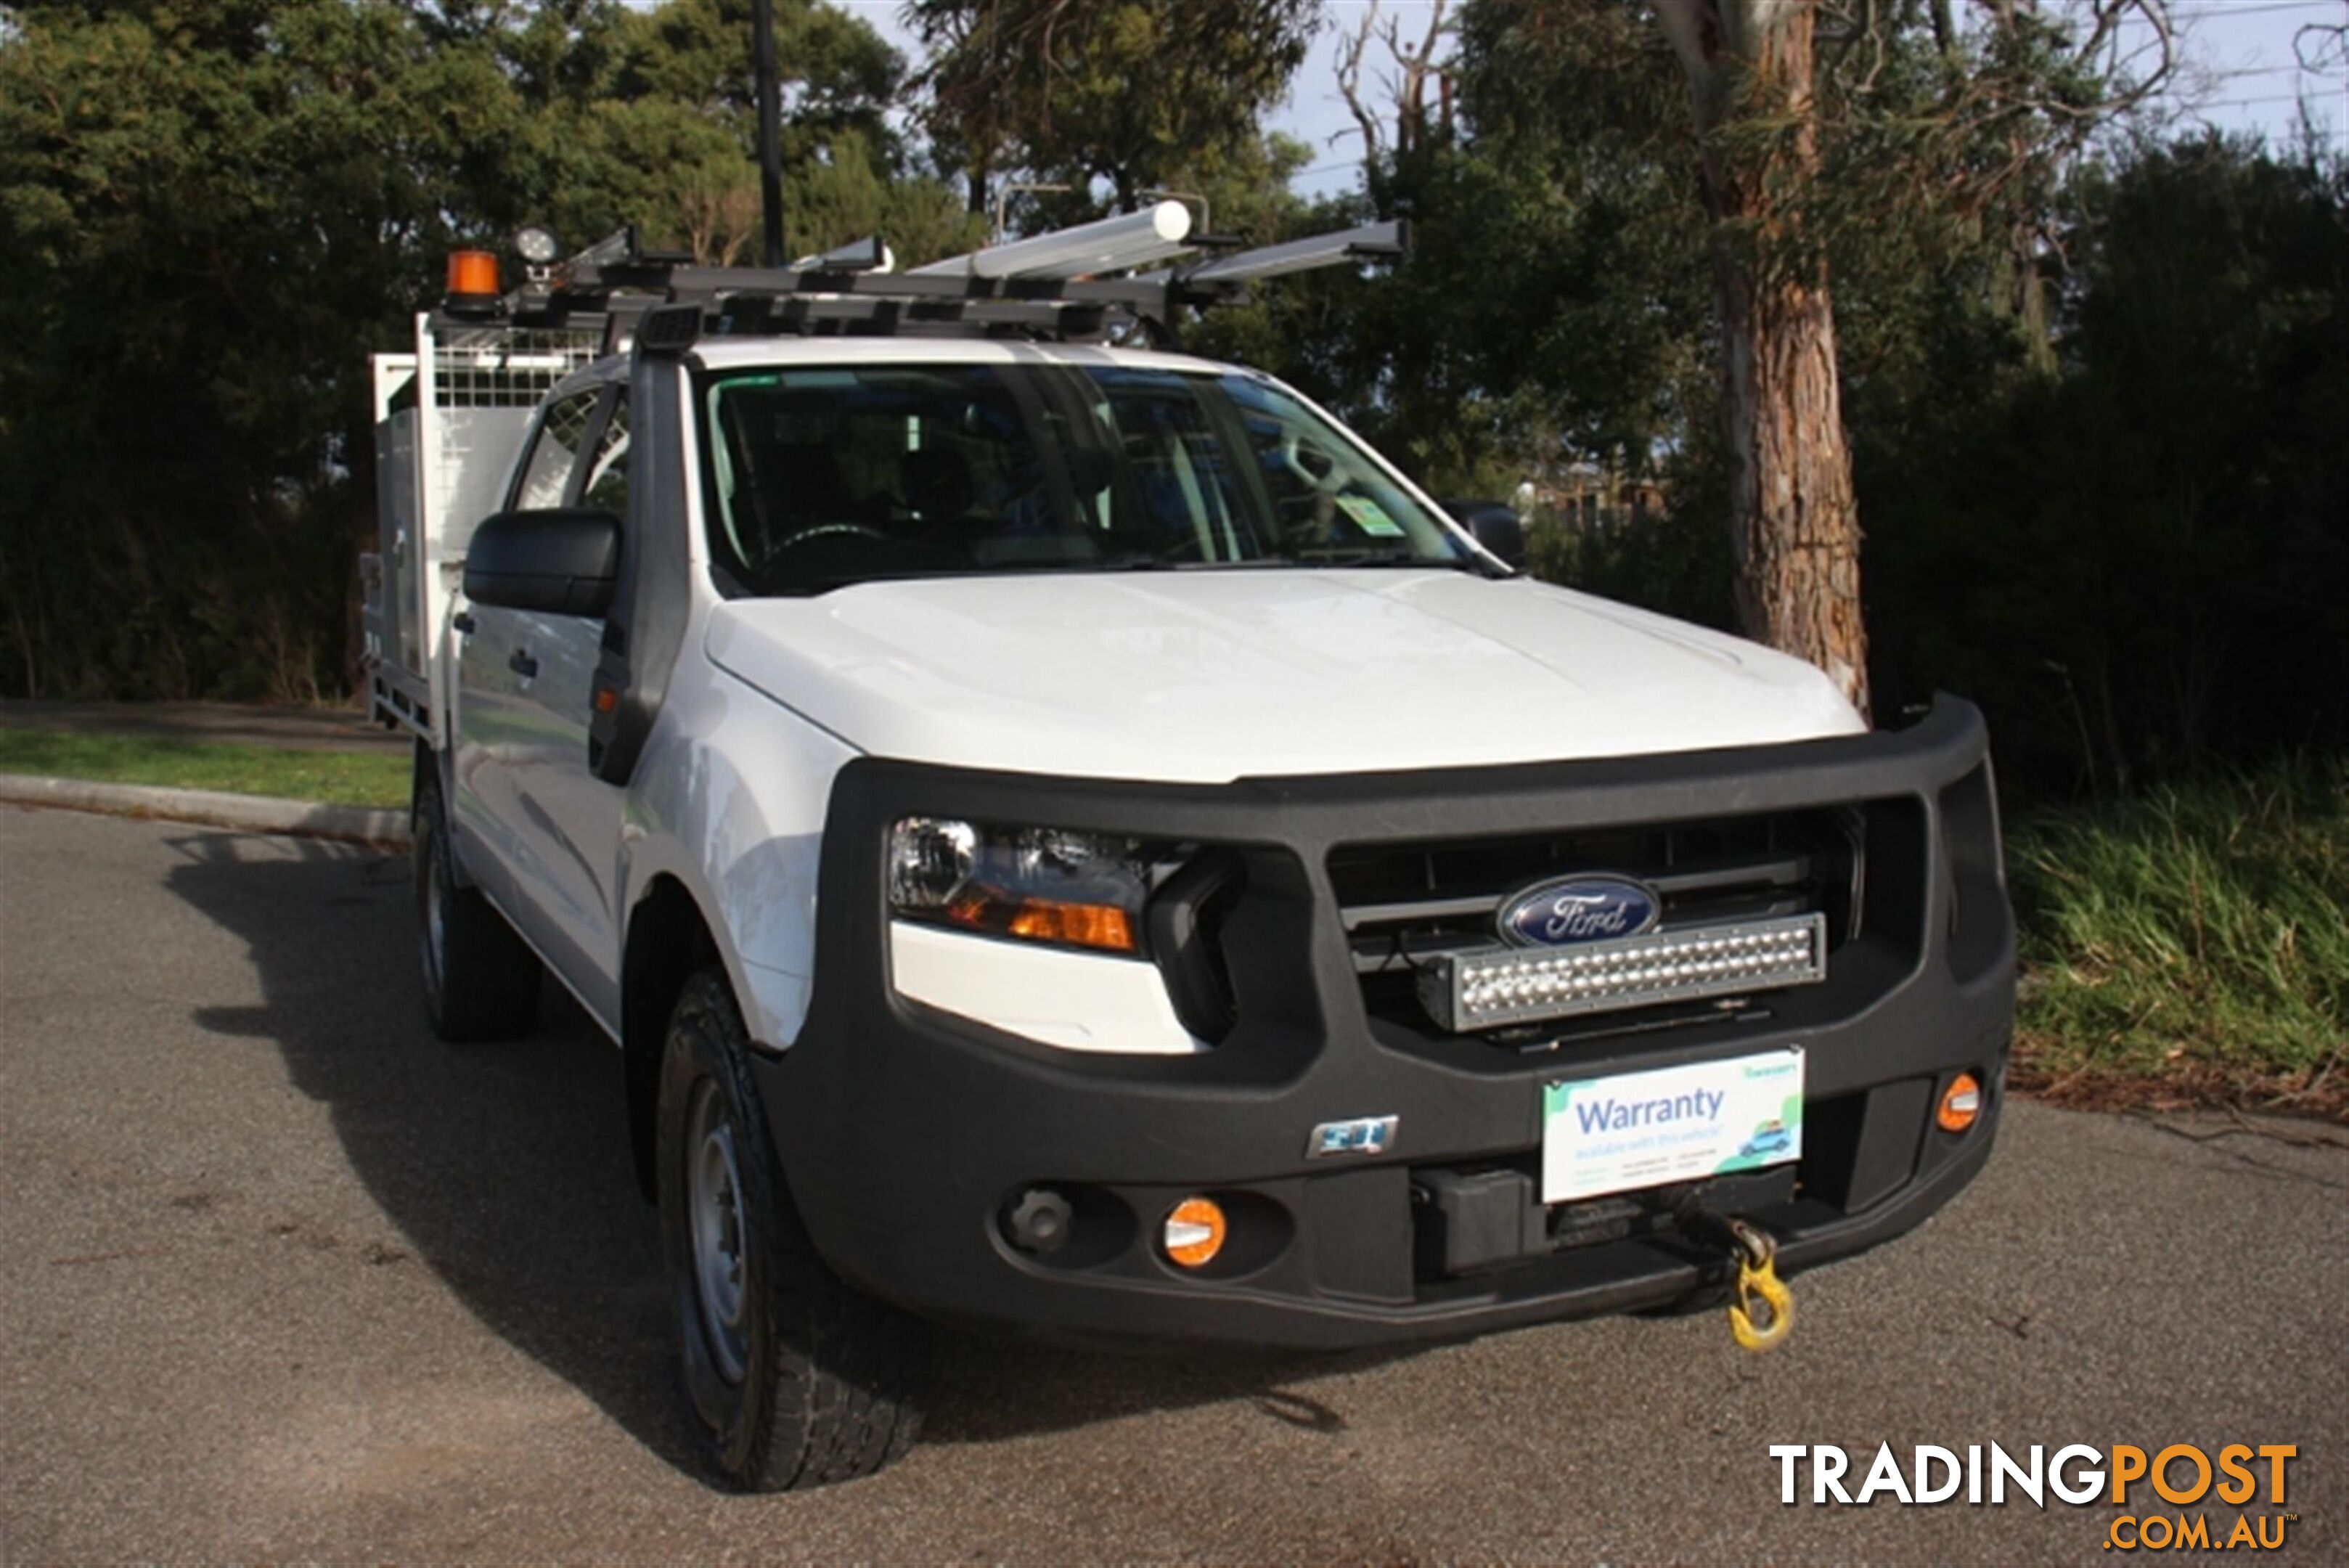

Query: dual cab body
[{"left": 369, "top": 324, "right": 2013, "bottom": 1489}]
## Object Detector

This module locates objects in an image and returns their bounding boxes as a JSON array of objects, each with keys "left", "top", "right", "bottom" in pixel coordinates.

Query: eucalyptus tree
[
  {"left": 0, "top": 0, "right": 963, "bottom": 699},
  {"left": 1590, "top": 0, "right": 2175, "bottom": 714},
  {"left": 904, "top": 0, "right": 1319, "bottom": 219}
]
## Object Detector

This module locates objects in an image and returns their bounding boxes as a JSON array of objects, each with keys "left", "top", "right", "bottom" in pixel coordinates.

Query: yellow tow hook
[{"left": 1725, "top": 1217, "right": 1792, "bottom": 1352}]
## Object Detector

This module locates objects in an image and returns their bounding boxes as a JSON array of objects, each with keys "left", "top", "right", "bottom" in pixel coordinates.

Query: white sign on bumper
[{"left": 1541, "top": 1048, "right": 1806, "bottom": 1204}]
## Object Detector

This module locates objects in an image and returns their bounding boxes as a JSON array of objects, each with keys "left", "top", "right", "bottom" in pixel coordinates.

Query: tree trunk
[
  {"left": 1715, "top": 238, "right": 1870, "bottom": 713},
  {"left": 1659, "top": 0, "right": 1871, "bottom": 717}
]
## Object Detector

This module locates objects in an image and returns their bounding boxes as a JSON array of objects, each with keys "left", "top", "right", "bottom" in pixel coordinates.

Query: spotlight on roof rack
[
  {"left": 514, "top": 225, "right": 561, "bottom": 266},
  {"left": 910, "top": 200, "right": 1193, "bottom": 281}
]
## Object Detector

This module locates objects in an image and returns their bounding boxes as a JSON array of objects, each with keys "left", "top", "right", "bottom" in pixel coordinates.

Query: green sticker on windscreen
[{"left": 1335, "top": 494, "right": 1407, "bottom": 537}]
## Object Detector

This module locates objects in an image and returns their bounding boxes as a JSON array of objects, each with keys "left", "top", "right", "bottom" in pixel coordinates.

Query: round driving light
[
  {"left": 514, "top": 224, "right": 561, "bottom": 265},
  {"left": 1161, "top": 1197, "right": 1227, "bottom": 1268},
  {"left": 1937, "top": 1072, "right": 1982, "bottom": 1133}
]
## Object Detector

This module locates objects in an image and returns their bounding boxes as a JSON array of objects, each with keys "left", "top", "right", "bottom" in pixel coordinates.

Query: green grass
[
  {"left": 0, "top": 727, "right": 410, "bottom": 809},
  {"left": 2009, "top": 759, "right": 2348, "bottom": 1104}
]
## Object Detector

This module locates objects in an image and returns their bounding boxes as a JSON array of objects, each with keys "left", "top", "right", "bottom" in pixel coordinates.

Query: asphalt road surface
[{"left": 4, "top": 804, "right": 2343, "bottom": 1563}]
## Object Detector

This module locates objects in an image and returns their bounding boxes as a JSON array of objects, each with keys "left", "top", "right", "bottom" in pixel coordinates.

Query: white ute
[{"left": 365, "top": 217, "right": 2014, "bottom": 1490}]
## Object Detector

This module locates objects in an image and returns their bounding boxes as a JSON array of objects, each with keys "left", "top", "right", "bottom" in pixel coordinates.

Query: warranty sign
[{"left": 1542, "top": 1048, "right": 1806, "bottom": 1204}]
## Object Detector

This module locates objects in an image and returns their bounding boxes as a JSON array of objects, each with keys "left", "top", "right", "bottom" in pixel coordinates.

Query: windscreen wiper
[
  {"left": 1091, "top": 554, "right": 1311, "bottom": 572},
  {"left": 1282, "top": 550, "right": 1507, "bottom": 576}
]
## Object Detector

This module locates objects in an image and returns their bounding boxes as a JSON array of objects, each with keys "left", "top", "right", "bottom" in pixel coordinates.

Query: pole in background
[{"left": 751, "top": 0, "right": 785, "bottom": 267}]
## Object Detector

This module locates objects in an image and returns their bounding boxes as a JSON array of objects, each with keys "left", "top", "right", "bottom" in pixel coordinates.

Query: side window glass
[
  {"left": 512, "top": 388, "right": 601, "bottom": 511},
  {"left": 579, "top": 393, "right": 629, "bottom": 517}
]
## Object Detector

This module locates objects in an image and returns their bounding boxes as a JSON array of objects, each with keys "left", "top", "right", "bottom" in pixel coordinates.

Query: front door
[{"left": 503, "top": 391, "right": 632, "bottom": 1027}]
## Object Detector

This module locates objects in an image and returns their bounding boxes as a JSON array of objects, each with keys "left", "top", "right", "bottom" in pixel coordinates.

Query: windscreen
[{"left": 698, "top": 362, "right": 1479, "bottom": 595}]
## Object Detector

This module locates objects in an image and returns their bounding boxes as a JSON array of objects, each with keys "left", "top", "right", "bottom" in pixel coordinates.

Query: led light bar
[{"left": 1416, "top": 914, "right": 1829, "bottom": 1033}]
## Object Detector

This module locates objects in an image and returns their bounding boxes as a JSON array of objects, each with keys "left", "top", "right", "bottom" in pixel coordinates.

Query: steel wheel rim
[{"left": 686, "top": 1080, "right": 751, "bottom": 1384}]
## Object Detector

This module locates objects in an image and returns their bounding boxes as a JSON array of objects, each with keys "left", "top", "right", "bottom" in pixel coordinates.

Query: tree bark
[{"left": 1657, "top": 0, "right": 1871, "bottom": 717}]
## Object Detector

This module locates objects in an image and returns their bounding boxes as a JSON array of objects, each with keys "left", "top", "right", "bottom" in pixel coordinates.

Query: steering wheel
[{"left": 1280, "top": 433, "right": 1349, "bottom": 495}]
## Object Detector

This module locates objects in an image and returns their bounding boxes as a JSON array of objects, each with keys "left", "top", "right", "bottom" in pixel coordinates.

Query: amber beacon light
[{"left": 444, "top": 249, "right": 501, "bottom": 301}]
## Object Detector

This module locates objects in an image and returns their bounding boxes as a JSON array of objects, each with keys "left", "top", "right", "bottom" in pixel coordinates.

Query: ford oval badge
[{"left": 1498, "top": 875, "right": 1662, "bottom": 947}]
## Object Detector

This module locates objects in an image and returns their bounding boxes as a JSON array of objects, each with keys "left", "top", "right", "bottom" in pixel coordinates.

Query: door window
[
  {"left": 578, "top": 393, "right": 629, "bottom": 516},
  {"left": 511, "top": 388, "right": 602, "bottom": 511}
]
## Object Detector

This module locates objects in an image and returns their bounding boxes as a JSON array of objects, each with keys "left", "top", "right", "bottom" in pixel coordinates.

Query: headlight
[{"left": 888, "top": 817, "right": 1167, "bottom": 955}]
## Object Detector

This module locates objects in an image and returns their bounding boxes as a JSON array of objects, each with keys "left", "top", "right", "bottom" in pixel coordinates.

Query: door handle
[
  {"left": 452, "top": 611, "right": 477, "bottom": 635},
  {"left": 509, "top": 648, "right": 539, "bottom": 679}
]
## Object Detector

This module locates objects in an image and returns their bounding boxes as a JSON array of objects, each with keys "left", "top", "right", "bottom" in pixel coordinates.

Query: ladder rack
[{"left": 439, "top": 216, "right": 1407, "bottom": 352}]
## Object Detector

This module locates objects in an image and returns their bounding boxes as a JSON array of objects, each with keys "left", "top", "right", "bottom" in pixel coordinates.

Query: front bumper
[{"left": 760, "top": 698, "right": 2014, "bottom": 1349}]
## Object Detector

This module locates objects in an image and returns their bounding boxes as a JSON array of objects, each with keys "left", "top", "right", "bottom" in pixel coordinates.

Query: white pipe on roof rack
[
  {"left": 910, "top": 200, "right": 1192, "bottom": 280},
  {"left": 1174, "top": 220, "right": 1405, "bottom": 285}
]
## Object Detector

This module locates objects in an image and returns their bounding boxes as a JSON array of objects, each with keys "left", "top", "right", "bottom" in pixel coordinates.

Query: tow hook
[{"left": 1675, "top": 1199, "right": 1794, "bottom": 1352}]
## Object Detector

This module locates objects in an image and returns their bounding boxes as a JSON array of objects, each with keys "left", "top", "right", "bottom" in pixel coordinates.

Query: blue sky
[{"left": 825, "top": 0, "right": 2347, "bottom": 195}]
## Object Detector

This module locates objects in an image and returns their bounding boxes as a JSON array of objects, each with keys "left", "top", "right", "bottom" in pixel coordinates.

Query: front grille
[{"left": 1332, "top": 807, "right": 1866, "bottom": 1036}]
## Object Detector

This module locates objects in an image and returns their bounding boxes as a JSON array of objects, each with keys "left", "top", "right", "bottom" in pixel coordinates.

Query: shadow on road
[{"left": 161, "top": 829, "right": 1378, "bottom": 1480}]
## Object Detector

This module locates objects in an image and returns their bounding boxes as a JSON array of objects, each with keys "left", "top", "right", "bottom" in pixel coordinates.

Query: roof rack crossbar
[{"left": 446, "top": 211, "right": 1407, "bottom": 347}]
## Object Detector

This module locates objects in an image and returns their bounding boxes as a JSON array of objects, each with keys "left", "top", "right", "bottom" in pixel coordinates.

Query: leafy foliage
[
  {"left": 1859, "top": 136, "right": 2349, "bottom": 794},
  {"left": 906, "top": 0, "right": 1319, "bottom": 216},
  {"left": 0, "top": 0, "right": 973, "bottom": 699}
]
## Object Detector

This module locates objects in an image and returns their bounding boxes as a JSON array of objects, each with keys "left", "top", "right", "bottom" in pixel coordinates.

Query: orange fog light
[
  {"left": 1938, "top": 1071, "right": 1982, "bottom": 1133},
  {"left": 1162, "top": 1197, "right": 1227, "bottom": 1268},
  {"left": 446, "top": 248, "right": 501, "bottom": 298}
]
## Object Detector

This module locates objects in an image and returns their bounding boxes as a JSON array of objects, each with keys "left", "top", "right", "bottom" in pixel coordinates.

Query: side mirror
[
  {"left": 1445, "top": 500, "right": 1527, "bottom": 571},
  {"left": 463, "top": 507, "right": 621, "bottom": 616}
]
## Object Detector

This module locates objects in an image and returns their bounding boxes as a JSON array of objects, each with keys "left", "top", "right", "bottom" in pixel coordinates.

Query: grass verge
[
  {"left": 0, "top": 727, "right": 409, "bottom": 810},
  {"left": 2008, "top": 759, "right": 2348, "bottom": 1122}
]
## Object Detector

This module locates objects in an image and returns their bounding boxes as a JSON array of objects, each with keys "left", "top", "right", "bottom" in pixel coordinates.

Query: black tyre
[
  {"left": 657, "top": 968, "right": 929, "bottom": 1490},
  {"left": 412, "top": 769, "right": 542, "bottom": 1042}
]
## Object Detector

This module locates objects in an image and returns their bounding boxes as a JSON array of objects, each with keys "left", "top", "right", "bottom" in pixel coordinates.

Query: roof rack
[{"left": 435, "top": 209, "right": 1406, "bottom": 354}]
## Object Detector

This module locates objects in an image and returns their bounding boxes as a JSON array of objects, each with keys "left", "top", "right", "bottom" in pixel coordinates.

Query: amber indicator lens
[
  {"left": 1161, "top": 1197, "right": 1227, "bottom": 1267},
  {"left": 1937, "top": 1072, "right": 1982, "bottom": 1133}
]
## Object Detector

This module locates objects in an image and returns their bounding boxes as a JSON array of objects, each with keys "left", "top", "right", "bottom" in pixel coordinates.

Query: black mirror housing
[
  {"left": 1473, "top": 511, "right": 1527, "bottom": 571},
  {"left": 1444, "top": 499, "right": 1527, "bottom": 571},
  {"left": 463, "top": 507, "right": 621, "bottom": 616}
]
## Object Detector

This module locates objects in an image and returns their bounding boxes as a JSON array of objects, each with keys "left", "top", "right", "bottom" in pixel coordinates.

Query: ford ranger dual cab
[{"left": 364, "top": 222, "right": 2014, "bottom": 1491}]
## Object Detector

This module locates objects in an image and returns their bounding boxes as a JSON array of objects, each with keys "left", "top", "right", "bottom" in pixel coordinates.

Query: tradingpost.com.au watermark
[{"left": 1771, "top": 1442, "right": 2303, "bottom": 1552}]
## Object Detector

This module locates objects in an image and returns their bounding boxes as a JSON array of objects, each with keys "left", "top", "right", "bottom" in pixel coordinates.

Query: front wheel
[{"left": 657, "top": 969, "right": 930, "bottom": 1490}]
